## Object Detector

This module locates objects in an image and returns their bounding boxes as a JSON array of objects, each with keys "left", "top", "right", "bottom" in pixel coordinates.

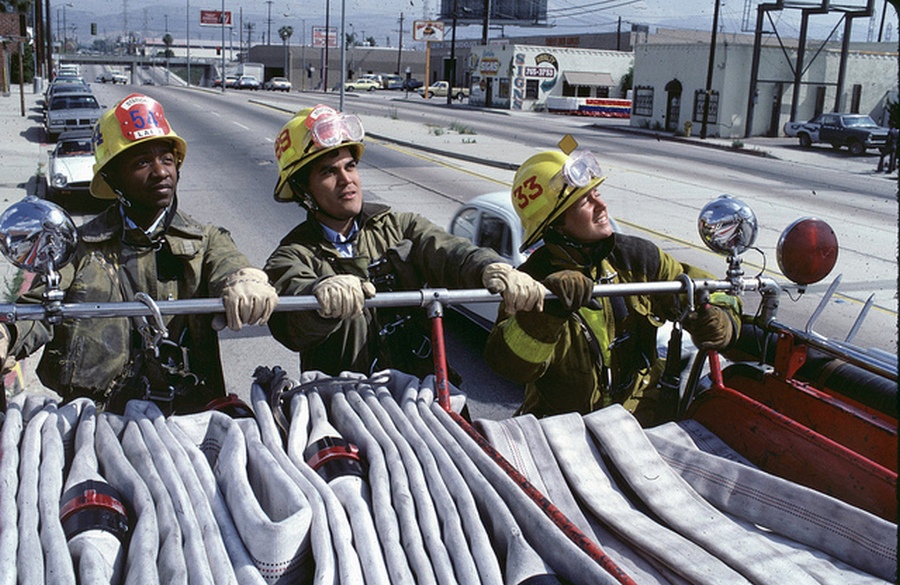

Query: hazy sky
[{"left": 56, "top": 0, "right": 894, "bottom": 47}]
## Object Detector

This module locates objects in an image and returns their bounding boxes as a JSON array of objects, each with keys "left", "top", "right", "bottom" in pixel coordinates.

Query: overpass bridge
[{"left": 54, "top": 54, "right": 221, "bottom": 86}]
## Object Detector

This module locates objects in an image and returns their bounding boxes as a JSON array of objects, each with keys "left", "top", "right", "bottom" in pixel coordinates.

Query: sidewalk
[{"left": 0, "top": 84, "right": 53, "bottom": 399}]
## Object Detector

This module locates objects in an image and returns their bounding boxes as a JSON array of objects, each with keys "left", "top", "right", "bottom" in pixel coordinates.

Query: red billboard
[{"left": 199, "top": 10, "right": 233, "bottom": 27}]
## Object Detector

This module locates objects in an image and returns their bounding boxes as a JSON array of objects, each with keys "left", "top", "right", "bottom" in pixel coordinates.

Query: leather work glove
[
  {"left": 543, "top": 270, "right": 594, "bottom": 317},
  {"left": 217, "top": 267, "right": 279, "bottom": 331},
  {"left": 312, "top": 274, "right": 377, "bottom": 319},
  {"left": 684, "top": 304, "right": 736, "bottom": 351},
  {"left": 482, "top": 262, "right": 546, "bottom": 313}
]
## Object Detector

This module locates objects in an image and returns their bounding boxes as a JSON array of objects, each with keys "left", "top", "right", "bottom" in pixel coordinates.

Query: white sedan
[{"left": 46, "top": 130, "right": 94, "bottom": 206}]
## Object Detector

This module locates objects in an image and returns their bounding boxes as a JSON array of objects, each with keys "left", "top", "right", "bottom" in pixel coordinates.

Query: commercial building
[
  {"left": 467, "top": 43, "right": 634, "bottom": 112},
  {"left": 632, "top": 29, "right": 897, "bottom": 138}
]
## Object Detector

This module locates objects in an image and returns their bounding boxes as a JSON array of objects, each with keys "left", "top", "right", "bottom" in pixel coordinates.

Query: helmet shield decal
[{"left": 114, "top": 94, "right": 171, "bottom": 142}]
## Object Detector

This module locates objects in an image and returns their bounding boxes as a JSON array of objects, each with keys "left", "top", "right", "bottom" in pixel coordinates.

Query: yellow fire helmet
[
  {"left": 512, "top": 146, "right": 606, "bottom": 252},
  {"left": 273, "top": 104, "right": 365, "bottom": 202},
  {"left": 90, "top": 93, "right": 187, "bottom": 199}
]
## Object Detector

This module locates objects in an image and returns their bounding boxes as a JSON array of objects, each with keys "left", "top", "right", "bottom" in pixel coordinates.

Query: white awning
[{"left": 563, "top": 71, "right": 615, "bottom": 87}]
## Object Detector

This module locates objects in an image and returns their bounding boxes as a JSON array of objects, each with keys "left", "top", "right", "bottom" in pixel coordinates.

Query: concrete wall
[{"left": 249, "top": 44, "right": 428, "bottom": 92}]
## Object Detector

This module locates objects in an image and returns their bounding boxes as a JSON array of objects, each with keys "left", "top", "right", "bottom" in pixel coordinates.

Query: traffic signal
[
  {"left": 91, "top": 23, "right": 97, "bottom": 35},
  {"left": 216, "top": 46, "right": 221, "bottom": 55}
]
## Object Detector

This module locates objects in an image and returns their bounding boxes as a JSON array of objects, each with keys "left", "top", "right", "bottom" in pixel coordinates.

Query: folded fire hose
[{"left": 0, "top": 369, "right": 896, "bottom": 584}]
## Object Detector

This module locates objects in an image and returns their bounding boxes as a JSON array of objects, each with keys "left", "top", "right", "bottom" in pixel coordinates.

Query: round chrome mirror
[
  {"left": 777, "top": 217, "right": 838, "bottom": 285},
  {"left": 697, "top": 195, "right": 758, "bottom": 256},
  {"left": 0, "top": 196, "right": 78, "bottom": 274}
]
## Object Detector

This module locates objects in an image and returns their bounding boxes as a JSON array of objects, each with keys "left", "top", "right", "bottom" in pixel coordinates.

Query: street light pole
[
  {"left": 186, "top": 0, "right": 191, "bottom": 87},
  {"left": 220, "top": 0, "right": 226, "bottom": 93},
  {"left": 447, "top": 0, "right": 458, "bottom": 106}
]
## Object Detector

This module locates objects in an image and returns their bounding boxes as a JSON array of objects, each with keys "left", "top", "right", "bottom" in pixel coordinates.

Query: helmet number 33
[{"left": 514, "top": 175, "right": 543, "bottom": 209}]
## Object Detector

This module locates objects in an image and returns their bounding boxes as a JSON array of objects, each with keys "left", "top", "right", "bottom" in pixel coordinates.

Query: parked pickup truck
[
  {"left": 418, "top": 80, "right": 469, "bottom": 100},
  {"left": 96, "top": 70, "right": 129, "bottom": 84},
  {"left": 783, "top": 113, "right": 891, "bottom": 155}
]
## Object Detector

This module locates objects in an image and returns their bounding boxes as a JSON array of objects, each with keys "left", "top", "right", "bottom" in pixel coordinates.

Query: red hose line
[{"left": 431, "top": 315, "right": 451, "bottom": 410}]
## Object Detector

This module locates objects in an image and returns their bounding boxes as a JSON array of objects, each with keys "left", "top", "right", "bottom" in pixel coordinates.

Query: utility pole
[
  {"left": 266, "top": 0, "right": 273, "bottom": 45},
  {"left": 700, "top": 0, "right": 721, "bottom": 139},
  {"left": 186, "top": 0, "right": 191, "bottom": 87},
  {"left": 447, "top": 0, "right": 458, "bottom": 106},
  {"left": 481, "top": 0, "right": 490, "bottom": 44},
  {"left": 322, "top": 0, "right": 334, "bottom": 95},
  {"left": 396, "top": 12, "right": 403, "bottom": 74}
]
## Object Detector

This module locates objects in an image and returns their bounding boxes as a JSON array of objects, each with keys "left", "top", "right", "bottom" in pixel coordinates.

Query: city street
[{"left": 3, "top": 73, "right": 896, "bottom": 418}]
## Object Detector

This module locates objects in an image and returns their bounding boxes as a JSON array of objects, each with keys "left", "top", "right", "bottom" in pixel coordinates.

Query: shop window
[
  {"left": 595, "top": 86, "right": 610, "bottom": 98},
  {"left": 525, "top": 79, "right": 539, "bottom": 100},
  {"left": 633, "top": 86, "right": 653, "bottom": 117},
  {"left": 692, "top": 89, "right": 719, "bottom": 124},
  {"left": 499, "top": 78, "right": 510, "bottom": 99}
]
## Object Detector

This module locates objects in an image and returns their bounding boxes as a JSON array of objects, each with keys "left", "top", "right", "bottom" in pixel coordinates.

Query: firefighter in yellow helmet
[
  {"left": 0, "top": 94, "right": 277, "bottom": 414},
  {"left": 264, "top": 104, "right": 546, "bottom": 380},
  {"left": 484, "top": 140, "right": 741, "bottom": 425}
]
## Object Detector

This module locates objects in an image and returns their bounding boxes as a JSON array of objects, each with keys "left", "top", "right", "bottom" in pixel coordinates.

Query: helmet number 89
[{"left": 514, "top": 175, "right": 543, "bottom": 209}]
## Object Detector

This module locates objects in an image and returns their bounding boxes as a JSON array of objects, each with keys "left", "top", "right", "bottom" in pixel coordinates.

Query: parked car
[
  {"left": 44, "top": 93, "right": 104, "bottom": 141},
  {"left": 783, "top": 113, "right": 891, "bottom": 155},
  {"left": 236, "top": 75, "right": 261, "bottom": 90},
  {"left": 43, "top": 82, "right": 92, "bottom": 113},
  {"left": 447, "top": 191, "right": 620, "bottom": 330},
  {"left": 264, "top": 76, "right": 292, "bottom": 91},
  {"left": 401, "top": 77, "right": 424, "bottom": 91},
  {"left": 418, "top": 81, "right": 470, "bottom": 100},
  {"left": 383, "top": 74, "right": 404, "bottom": 89},
  {"left": 213, "top": 75, "right": 240, "bottom": 88},
  {"left": 358, "top": 73, "right": 384, "bottom": 87},
  {"left": 45, "top": 130, "right": 94, "bottom": 203},
  {"left": 343, "top": 78, "right": 381, "bottom": 92}
]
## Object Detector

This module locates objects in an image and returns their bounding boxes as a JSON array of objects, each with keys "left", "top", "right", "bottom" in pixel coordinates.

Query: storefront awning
[{"left": 563, "top": 71, "right": 615, "bottom": 87}]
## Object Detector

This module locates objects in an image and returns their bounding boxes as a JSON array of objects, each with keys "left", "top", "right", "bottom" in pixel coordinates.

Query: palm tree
[
  {"left": 162, "top": 33, "right": 174, "bottom": 58},
  {"left": 279, "top": 25, "right": 293, "bottom": 81},
  {"left": 0, "top": 1, "right": 31, "bottom": 13}
]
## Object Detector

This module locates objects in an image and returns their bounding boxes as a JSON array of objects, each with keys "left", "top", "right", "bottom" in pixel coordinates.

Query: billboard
[
  {"left": 439, "top": 0, "right": 547, "bottom": 25},
  {"left": 311, "top": 26, "right": 337, "bottom": 48},
  {"left": 413, "top": 20, "right": 446, "bottom": 42},
  {"left": 199, "top": 10, "right": 233, "bottom": 27}
]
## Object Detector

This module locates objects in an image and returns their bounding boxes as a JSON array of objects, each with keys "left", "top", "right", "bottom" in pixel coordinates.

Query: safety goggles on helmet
[
  {"left": 306, "top": 111, "right": 364, "bottom": 151},
  {"left": 558, "top": 150, "right": 602, "bottom": 190},
  {"left": 273, "top": 105, "right": 366, "bottom": 202}
]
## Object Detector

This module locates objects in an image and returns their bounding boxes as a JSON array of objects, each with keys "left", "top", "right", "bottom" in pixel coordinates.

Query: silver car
[
  {"left": 447, "top": 191, "right": 533, "bottom": 329},
  {"left": 44, "top": 93, "right": 103, "bottom": 141}
]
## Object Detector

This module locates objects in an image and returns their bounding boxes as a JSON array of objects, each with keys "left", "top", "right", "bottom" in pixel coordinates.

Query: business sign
[
  {"left": 479, "top": 57, "right": 501, "bottom": 76},
  {"left": 413, "top": 20, "right": 445, "bottom": 42},
  {"left": 311, "top": 26, "right": 337, "bottom": 48},
  {"left": 199, "top": 10, "right": 232, "bottom": 27}
]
